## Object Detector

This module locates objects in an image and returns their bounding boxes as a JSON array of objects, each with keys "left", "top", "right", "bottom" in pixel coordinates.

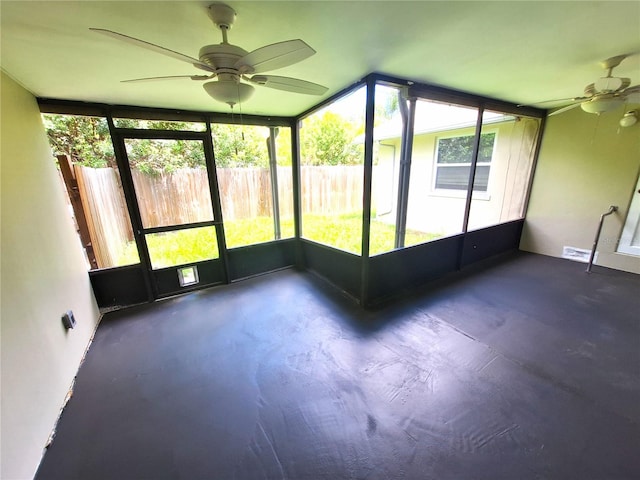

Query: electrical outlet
[{"left": 61, "top": 310, "right": 76, "bottom": 329}]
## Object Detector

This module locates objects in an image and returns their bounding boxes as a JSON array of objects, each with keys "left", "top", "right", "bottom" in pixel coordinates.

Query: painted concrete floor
[{"left": 37, "top": 252, "right": 640, "bottom": 479}]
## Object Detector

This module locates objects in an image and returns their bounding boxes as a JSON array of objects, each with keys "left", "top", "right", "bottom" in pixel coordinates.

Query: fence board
[
  {"left": 300, "top": 166, "right": 363, "bottom": 214},
  {"left": 75, "top": 166, "right": 134, "bottom": 268},
  {"left": 131, "top": 169, "right": 214, "bottom": 228}
]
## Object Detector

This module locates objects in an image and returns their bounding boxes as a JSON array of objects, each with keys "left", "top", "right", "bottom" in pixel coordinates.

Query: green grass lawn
[
  {"left": 303, "top": 213, "right": 439, "bottom": 255},
  {"left": 120, "top": 213, "right": 439, "bottom": 268}
]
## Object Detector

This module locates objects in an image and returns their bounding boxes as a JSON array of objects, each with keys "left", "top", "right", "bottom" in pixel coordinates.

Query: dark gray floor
[{"left": 37, "top": 252, "right": 640, "bottom": 479}]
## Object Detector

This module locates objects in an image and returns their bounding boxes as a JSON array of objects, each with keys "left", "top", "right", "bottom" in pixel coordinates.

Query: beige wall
[
  {"left": 1, "top": 73, "right": 101, "bottom": 479},
  {"left": 521, "top": 104, "right": 640, "bottom": 274}
]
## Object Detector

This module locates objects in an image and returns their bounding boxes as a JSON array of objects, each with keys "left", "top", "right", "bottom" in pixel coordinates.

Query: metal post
[
  {"left": 394, "top": 94, "right": 417, "bottom": 249},
  {"left": 586, "top": 205, "right": 618, "bottom": 273},
  {"left": 360, "top": 76, "right": 376, "bottom": 307},
  {"left": 267, "top": 127, "right": 281, "bottom": 240},
  {"left": 291, "top": 118, "right": 303, "bottom": 269},
  {"left": 461, "top": 107, "right": 485, "bottom": 233}
]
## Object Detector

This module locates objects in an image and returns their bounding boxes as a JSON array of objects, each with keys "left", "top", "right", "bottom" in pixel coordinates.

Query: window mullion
[
  {"left": 461, "top": 107, "right": 485, "bottom": 233},
  {"left": 267, "top": 127, "right": 281, "bottom": 240},
  {"left": 394, "top": 95, "right": 417, "bottom": 249}
]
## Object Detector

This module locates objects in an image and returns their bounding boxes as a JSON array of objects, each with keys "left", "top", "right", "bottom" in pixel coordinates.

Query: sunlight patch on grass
[
  {"left": 224, "top": 217, "right": 295, "bottom": 248},
  {"left": 120, "top": 214, "right": 440, "bottom": 267}
]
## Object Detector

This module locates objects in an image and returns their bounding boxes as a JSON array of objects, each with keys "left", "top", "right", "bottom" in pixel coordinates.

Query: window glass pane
[
  {"left": 299, "top": 86, "right": 366, "bottom": 254},
  {"left": 124, "top": 139, "right": 213, "bottom": 229},
  {"left": 436, "top": 132, "right": 495, "bottom": 165},
  {"left": 437, "top": 135, "right": 474, "bottom": 164},
  {"left": 434, "top": 132, "right": 494, "bottom": 192},
  {"left": 213, "top": 124, "right": 288, "bottom": 248},
  {"left": 404, "top": 100, "right": 480, "bottom": 248},
  {"left": 113, "top": 118, "right": 206, "bottom": 131},
  {"left": 42, "top": 113, "right": 140, "bottom": 270},
  {"left": 467, "top": 111, "right": 541, "bottom": 230},
  {"left": 143, "top": 226, "right": 219, "bottom": 270}
]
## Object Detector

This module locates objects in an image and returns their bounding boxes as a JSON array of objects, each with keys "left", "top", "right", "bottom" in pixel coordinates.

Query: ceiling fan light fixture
[
  {"left": 580, "top": 95, "right": 624, "bottom": 114},
  {"left": 203, "top": 80, "right": 254, "bottom": 106},
  {"left": 619, "top": 110, "right": 638, "bottom": 127}
]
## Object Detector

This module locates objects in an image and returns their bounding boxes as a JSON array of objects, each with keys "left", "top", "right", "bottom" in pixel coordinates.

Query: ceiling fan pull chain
[{"left": 237, "top": 83, "right": 245, "bottom": 142}]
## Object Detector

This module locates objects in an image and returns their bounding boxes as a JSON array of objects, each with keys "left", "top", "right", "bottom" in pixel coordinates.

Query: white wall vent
[{"left": 562, "top": 246, "right": 597, "bottom": 263}]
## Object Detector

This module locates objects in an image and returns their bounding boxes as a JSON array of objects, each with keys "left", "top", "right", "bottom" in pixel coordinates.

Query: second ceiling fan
[
  {"left": 537, "top": 54, "right": 640, "bottom": 116},
  {"left": 91, "top": 2, "right": 328, "bottom": 107}
]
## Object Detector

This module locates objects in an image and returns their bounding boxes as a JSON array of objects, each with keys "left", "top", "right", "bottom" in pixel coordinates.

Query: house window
[{"left": 434, "top": 132, "right": 496, "bottom": 192}]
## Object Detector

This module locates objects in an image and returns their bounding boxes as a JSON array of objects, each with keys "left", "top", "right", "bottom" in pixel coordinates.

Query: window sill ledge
[{"left": 429, "top": 190, "right": 491, "bottom": 201}]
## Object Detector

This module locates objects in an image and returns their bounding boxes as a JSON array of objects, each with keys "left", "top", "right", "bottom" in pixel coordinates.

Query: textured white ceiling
[{"left": 2, "top": 1, "right": 639, "bottom": 116}]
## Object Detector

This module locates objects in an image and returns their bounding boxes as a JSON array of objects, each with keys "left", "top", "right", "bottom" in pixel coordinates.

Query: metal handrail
[{"left": 586, "top": 205, "right": 618, "bottom": 273}]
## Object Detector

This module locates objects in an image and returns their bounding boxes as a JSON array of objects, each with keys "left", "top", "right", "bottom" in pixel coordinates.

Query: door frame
[{"left": 111, "top": 127, "right": 230, "bottom": 299}]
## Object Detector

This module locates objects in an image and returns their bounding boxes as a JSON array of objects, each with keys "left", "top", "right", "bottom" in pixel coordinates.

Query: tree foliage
[
  {"left": 300, "top": 111, "right": 363, "bottom": 166},
  {"left": 122, "top": 138, "right": 206, "bottom": 175},
  {"left": 375, "top": 87, "right": 400, "bottom": 124},
  {"left": 42, "top": 115, "right": 294, "bottom": 174},
  {"left": 43, "top": 112, "right": 359, "bottom": 173},
  {"left": 211, "top": 124, "right": 268, "bottom": 168},
  {"left": 42, "top": 114, "right": 117, "bottom": 169}
]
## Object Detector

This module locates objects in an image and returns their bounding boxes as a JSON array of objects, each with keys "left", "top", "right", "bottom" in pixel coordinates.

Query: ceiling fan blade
[
  {"left": 235, "top": 39, "right": 315, "bottom": 74},
  {"left": 90, "top": 28, "right": 213, "bottom": 71},
  {"left": 522, "top": 96, "right": 589, "bottom": 107},
  {"left": 122, "top": 75, "right": 214, "bottom": 83},
  {"left": 247, "top": 75, "right": 328, "bottom": 95},
  {"left": 548, "top": 103, "right": 582, "bottom": 116},
  {"left": 623, "top": 87, "right": 640, "bottom": 103}
]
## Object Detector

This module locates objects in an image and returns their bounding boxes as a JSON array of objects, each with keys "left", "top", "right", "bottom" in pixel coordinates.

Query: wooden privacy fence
[
  {"left": 73, "top": 165, "right": 365, "bottom": 268},
  {"left": 300, "top": 166, "right": 363, "bottom": 215},
  {"left": 132, "top": 169, "right": 215, "bottom": 228},
  {"left": 75, "top": 165, "right": 134, "bottom": 268}
]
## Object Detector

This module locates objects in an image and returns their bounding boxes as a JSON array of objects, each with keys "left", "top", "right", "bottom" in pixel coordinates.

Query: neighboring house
[{"left": 371, "top": 102, "right": 540, "bottom": 243}]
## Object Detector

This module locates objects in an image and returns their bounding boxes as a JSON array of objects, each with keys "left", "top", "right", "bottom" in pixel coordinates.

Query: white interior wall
[{"left": 1, "top": 72, "right": 101, "bottom": 479}]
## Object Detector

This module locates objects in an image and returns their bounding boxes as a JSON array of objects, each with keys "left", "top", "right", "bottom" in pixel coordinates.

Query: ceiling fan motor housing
[
  {"left": 198, "top": 43, "right": 249, "bottom": 70},
  {"left": 595, "top": 76, "right": 630, "bottom": 93}
]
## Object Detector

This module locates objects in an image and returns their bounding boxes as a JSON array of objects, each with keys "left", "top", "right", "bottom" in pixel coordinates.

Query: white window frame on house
[{"left": 431, "top": 130, "right": 497, "bottom": 199}]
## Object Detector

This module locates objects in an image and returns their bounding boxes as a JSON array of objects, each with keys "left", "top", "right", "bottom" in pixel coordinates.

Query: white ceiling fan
[
  {"left": 532, "top": 54, "right": 640, "bottom": 116},
  {"left": 91, "top": 2, "right": 328, "bottom": 107}
]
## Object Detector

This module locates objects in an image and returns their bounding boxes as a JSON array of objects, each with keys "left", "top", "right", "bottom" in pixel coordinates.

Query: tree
[
  {"left": 123, "top": 138, "right": 206, "bottom": 175},
  {"left": 211, "top": 124, "right": 269, "bottom": 168},
  {"left": 42, "top": 114, "right": 117, "bottom": 169},
  {"left": 42, "top": 114, "right": 293, "bottom": 172},
  {"left": 375, "top": 87, "right": 400, "bottom": 124},
  {"left": 299, "top": 111, "right": 363, "bottom": 166}
]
